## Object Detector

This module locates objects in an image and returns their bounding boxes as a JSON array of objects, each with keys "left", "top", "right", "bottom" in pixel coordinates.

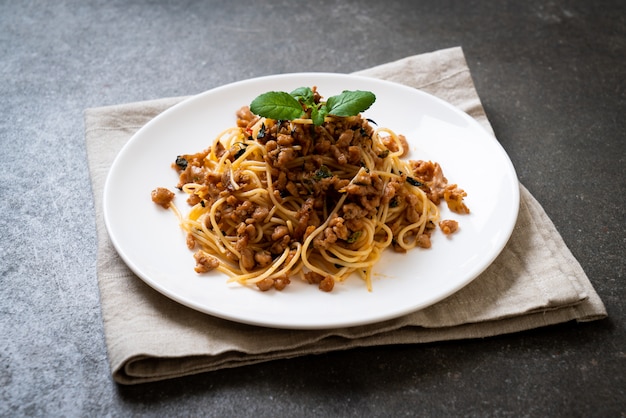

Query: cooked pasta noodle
[{"left": 151, "top": 97, "right": 468, "bottom": 292}]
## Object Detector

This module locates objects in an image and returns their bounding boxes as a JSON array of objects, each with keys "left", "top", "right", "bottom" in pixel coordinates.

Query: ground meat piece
[
  {"left": 285, "top": 181, "right": 299, "bottom": 197},
  {"left": 226, "top": 195, "right": 238, "bottom": 206},
  {"left": 444, "top": 185, "right": 470, "bottom": 214},
  {"left": 330, "top": 145, "right": 348, "bottom": 165},
  {"left": 416, "top": 234, "right": 431, "bottom": 249},
  {"left": 293, "top": 197, "right": 315, "bottom": 240},
  {"left": 270, "top": 235, "right": 291, "bottom": 255},
  {"left": 352, "top": 169, "right": 372, "bottom": 186},
  {"left": 253, "top": 272, "right": 290, "bottom": 291},
  {"left": 304, "top": 271, "right": 324, "bottom": 284},
  {"left": 336, "top": 130, "right": 354, "bottom": 147},
  {"left": 347, "top": 146, "right": 361, "bottom": 164},
  {"left": 271, "top": 225, "right": 290, "bottom": 241},
  {"left": 225, "top": 251, "right": 239, "bottom": 262},
  {"left": 341, "top": 203, "right": 369, "bottom": 220},
  {"left": 177, "top": 165, "right": 207, "bottom": 189},
  {"left": 234, "top": 200, "right": 254, "bottom": 221},
  {"left": 186, "top": 233, "right": 196, "bottom": 250},
  {"left": 235, "top": 223, "right": 256, "bottom": 251},
  {"left": 381, "top": 177, "right": 403, "bottom": 205},
  {"left": 358, "top": 194, "right": 381, "bottom": 214},
  {"left": 222, "top": 169, "right": 242, "bottom": 192},
  {"left": 240, "top": 247, "right": 256, "bottom": 270},
  {"left": 382, "top": 134, "right": 409, "bottom": 157},
  {"left": 314, "top": 138, "right": 331, "bottom": 154},
  {"left": 343, "top": 172, "right": 383, "bottom": 213},
  {"left": 274, "top": 170, "right": 288, "bottom": 191},
  {"left": 254, "top": 250, "right": 273, "bottom": 267},
  {"left": 404, "top": 193, "right": 421, "bottom": 223},
  {"left": 276, "top": 147, "right": 296, "bottom": 167},
  {"left": 256, "top": 277, "right": 274, "bottom": 291},
  {"left": 193, "top": 250, "right": 219, "bottom": 273},
  {"left": 236, "top": 106, "right": 258, "bottom": 128},
  {"left": 187, "top": 193, "right": 202, "bottom": 206},
  {"left": 277, "top": 134, "right": 294, "bottom": 146},
  {"left": 329, "top": 215, "right": 349, "bottom": 240},
  {"left": 265, "top": 140, "right": 278, "bottom": 153},
  {"left": 345, "top": 218, "right": 365, "bottom": 232},
  {"left": 252, "top": 206, "right": 269, "bottom": 222},
  {"left": 313, "top": 226, "right": 338, "bottom": 249},
  {"left": 409, "top": 160, "right": 447, "bottom": 204},
  {"left": 312, "top": 175, "right": 348, "bottom": 196},
  {"left": 439, "top": 219, "right": 459, "bottom": 235},
  {"left": 318, "top": 276, "right": 335, "bottom": 292},
  {"left": 173, "top": 149, "right": 209, "bottom": 173},
  {"left": 273, "top": 275, "right": 290, "bottom": 290},
  {"left": 151, "top": 187, "right": 175, "bottom": 209}
]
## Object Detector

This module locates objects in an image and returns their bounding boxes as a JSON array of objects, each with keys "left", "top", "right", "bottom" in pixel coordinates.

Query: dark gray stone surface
[{"left": 1, "top": 0, "right": 624, "bottom": 416}]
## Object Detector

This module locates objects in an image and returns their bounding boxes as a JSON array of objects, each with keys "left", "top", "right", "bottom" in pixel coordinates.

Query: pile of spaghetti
[{"left": 151, "top": 89, "right": 469, "bottom": 292}]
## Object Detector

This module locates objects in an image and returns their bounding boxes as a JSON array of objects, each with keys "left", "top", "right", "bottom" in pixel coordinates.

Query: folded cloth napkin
[{"left": 85, "top": 46, "right": 606, "bottom": 385}]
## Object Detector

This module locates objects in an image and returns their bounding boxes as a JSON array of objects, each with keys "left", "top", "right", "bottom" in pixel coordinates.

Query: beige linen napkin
[{"left": 85, "top": 46, "right": 607, "bottom": 385}]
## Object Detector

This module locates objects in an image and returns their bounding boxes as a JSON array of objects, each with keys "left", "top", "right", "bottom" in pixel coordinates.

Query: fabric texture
[{"left": 84, "top": 46, "right": 606, "bottom": 384}]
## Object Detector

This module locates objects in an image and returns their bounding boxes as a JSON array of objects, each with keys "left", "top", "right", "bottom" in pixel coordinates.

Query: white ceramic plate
[{"left": 103, "top": 73, "right": 519, "bottom": 329}]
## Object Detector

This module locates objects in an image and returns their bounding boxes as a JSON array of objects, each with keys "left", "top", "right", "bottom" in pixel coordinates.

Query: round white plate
[{"left": 103, "top": 73, "right": 519, "bottom": 329}]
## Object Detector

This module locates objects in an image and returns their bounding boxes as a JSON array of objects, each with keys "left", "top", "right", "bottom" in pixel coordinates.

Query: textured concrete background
[{"left": 1, "top": 0, "right": 624, "bottom": 416}]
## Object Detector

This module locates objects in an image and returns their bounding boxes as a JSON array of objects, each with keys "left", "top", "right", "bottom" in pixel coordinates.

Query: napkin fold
[{"left": 85, "top": 46, "right": 606, "bottom": 385}]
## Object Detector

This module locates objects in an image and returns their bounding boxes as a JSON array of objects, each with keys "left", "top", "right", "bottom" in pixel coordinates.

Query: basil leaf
[
  {"left": 250, "top": 91, "right": 305, "bottom": 120},
  {"left": 290, "top": 87, "right": 314, "bottom": 105},
  {"left": 250, "top": 88, "right": 376, "bottom": 125},
  {"left": 325, "top": 90, "right": 376, "bottom": 117},
  {"left": 311, "top": 105, "right": 327, "bottom": 126}
]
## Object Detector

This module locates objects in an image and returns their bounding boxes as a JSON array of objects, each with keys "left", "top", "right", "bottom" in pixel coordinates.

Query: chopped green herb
[
  {"left": 257, "top": 123, "right": 266, "bottom": 139},
  {"left": 346, "top": 230, "right": 362, "bottom": 244},
  {"left": 406, "top": 177, "right": 423, "bottom": 187},
  {"left": 234, "top": 144, "right": 248, "bottom": 159},
  {"left": 175, "top": 156, "right": 188, "bottom": 170},
  {"left": 313, "top": 165, "right": 333, "bottom": 180}
]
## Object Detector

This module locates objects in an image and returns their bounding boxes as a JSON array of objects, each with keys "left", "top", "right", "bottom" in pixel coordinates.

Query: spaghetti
[{"left": 151, "top": 93, "right": 468, "bottom": 292}]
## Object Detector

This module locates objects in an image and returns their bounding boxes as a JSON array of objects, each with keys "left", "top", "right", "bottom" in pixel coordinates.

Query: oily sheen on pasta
[{"left": 151, "top": 92, "right": 468, "bottom": 292}]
